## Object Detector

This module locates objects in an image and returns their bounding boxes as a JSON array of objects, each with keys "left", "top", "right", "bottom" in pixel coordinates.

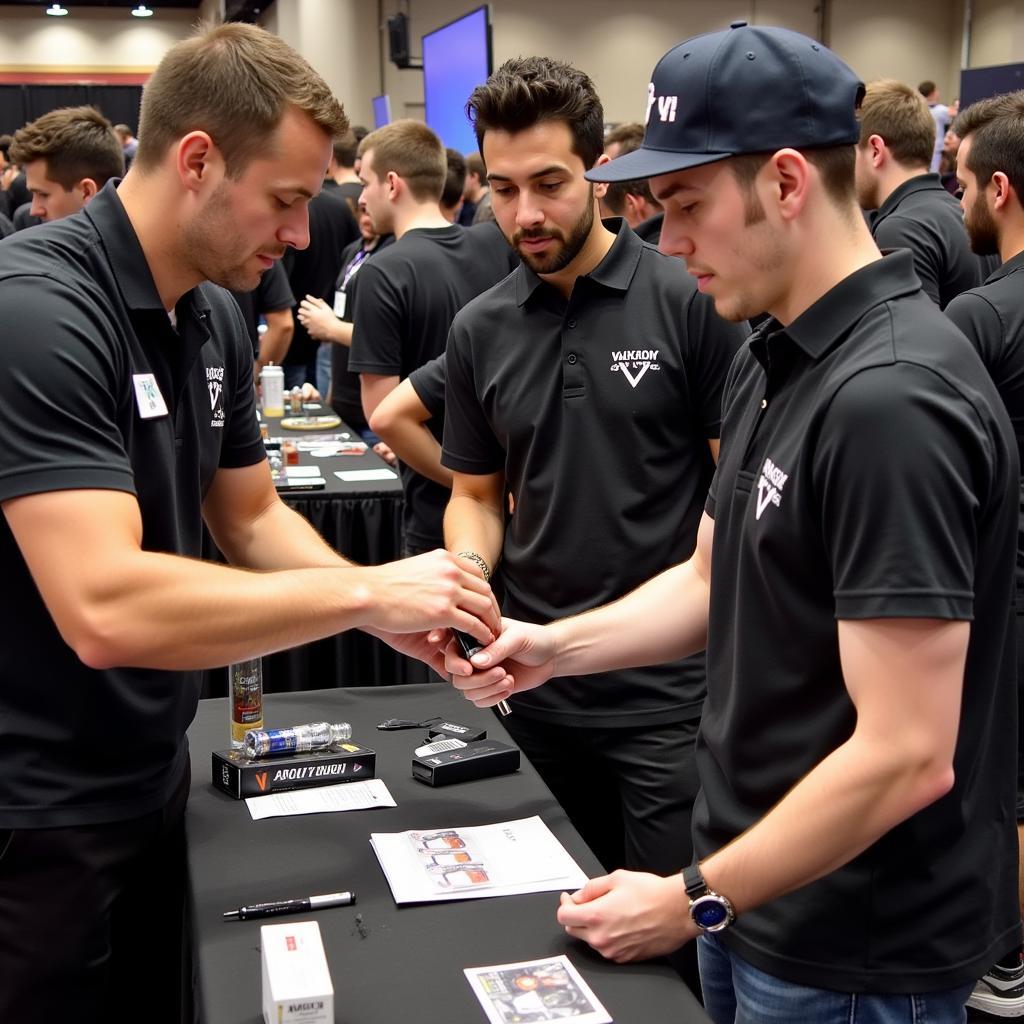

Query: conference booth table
[
  {"left": 186, "top": 684, "right": 710, "bottom": 1024},
  {"left": 202, "top": 408, "right": 421, "bottom": 698}
]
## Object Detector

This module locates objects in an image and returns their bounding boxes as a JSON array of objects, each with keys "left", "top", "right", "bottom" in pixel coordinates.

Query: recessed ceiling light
[
  {"left": 131, "top": 4, "right": 154, "bottom": 16},
  {"left": 45, "top": 3, "right": 69, "bottom": 15}
]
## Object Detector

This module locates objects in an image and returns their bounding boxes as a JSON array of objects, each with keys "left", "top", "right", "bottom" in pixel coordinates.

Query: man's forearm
[
  {"left": 380, "top": 422, "right": 452, "bottom": 488},
  {"left": 444, "top": 491, "right": 504, "bottom": 571},
  {"left": 547, "top": 559, "right": 710, "bottom": 677},
  {"left": 329, "top": 320, "right": 354, "bottom": 347}
]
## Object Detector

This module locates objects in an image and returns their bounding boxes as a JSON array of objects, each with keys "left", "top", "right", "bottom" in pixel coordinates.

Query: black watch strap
[{"left": 682, "top": 862, "right": 709, "bottom": 899}]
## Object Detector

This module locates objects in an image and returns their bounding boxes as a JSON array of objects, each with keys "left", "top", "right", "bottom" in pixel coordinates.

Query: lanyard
[{"left": 339, "top": 248, "right": 370, "bottom": 292}]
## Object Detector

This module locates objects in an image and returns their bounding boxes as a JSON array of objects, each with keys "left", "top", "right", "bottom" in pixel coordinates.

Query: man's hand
[
  {"left": 360, "top": 549, "right": 500, "bottom": 644},
  {"left": 556, "top": 871, "right": 696, "bottom": 963},
  {"left": 373, "top": 441, "right": 397, "bottom": 466},
  {"left": 443, "top": 617, "right": 557, "bottom": 707},
  {"left": 297, "top": 295, "right": 339, "bottom": 342},
  {"left": 372, "top": 627, "right": 449, "bottom": 679}
]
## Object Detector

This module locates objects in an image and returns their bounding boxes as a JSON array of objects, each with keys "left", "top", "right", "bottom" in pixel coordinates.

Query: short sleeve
[
  {"left": 814, "top": 362, "right": 985, "bottom": 620},
  {"left": 409, "top": 352, "right": 447, "bottom": 419},
  {"left": 349, "top": 261, "right": 404, "bottom": 375},
  {"left": 683, "top": 289, "right": 747, "bottom": 437},
  {"left": 441, "top": 316, "right": 505, "bottom": 474},
  {"left": 0, "top": 276, "right": 135, "bottom": 500},
  {"left": 946, "top": 291, "right": 1004, "bottom": 375}
]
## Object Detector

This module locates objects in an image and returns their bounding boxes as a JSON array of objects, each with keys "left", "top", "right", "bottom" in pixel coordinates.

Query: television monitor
[
  {"left": 422, "top": 5, "right": 492, "bottom": 154},
  {"left": 372, "top": 94, "right": 392, "bottom": 129}
]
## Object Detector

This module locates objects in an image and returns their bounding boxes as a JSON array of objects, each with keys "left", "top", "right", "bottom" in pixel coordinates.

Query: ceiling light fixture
[
  {"left": 131, "top": 4, "right": 154, "bottom": 16},
  {"left": 45, "top": 3, "right": 69, "bottom": 15}
]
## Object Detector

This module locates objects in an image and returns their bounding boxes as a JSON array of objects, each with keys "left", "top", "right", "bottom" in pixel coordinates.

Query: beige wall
[
  {"left": 970, "top": 0, "right": 1024, "bottom": 69},
  {"left": 0, "top": 4, "right": 197, "bottom": 69}
]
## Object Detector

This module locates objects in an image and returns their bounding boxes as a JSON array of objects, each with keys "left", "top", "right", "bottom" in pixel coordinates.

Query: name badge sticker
[
  {"left": 333, "top": 289, "right": 347, "bottom": 318},
  {"left": 133, "top": 373, "right": 169, "bottom": 419}
]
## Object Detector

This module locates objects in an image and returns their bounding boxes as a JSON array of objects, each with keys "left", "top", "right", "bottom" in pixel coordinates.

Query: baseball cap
[{"left": 587, "top": 22, "right": 864, "bottom": 183}]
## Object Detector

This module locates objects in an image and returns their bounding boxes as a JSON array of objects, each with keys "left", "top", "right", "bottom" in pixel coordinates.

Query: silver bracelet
[{"left": 456, "top": 550, "right": 491, "bottom": 581}]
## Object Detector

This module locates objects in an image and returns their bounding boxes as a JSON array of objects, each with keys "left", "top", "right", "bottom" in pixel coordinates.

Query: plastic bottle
[
  {"left": 243, "top": 722, "right": 353, "bottom": 759},
  {"left": 260, "top": 364, "right": 285, "bottom": 417}
]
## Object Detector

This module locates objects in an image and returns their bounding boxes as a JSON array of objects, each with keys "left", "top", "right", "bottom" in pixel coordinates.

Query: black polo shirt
[
  {"left": 634, "top": 211, "right": 663, "bottom": 246},
  {"left": 282, "top": 188, "right": 359, "bottom": 369},
  {"left": 0, "top": 183, "right": 266, "bottom": 829},
  {"left": 443, "top": 221, "right": 745, "bottom": 726},
  {"left": 229, "top": 258, "right": 295, "bottom": 359},
  {"left": 409, "top": 352, "right": 447, "bottom": 418},
  {"left": 869, "top": 173, "right": 979, "bottom": 309},
  {"left": 349, "top": 224, "right": 516, "bottom": 550},
  {"left": 329, "top": 233, "right": 395, "bottom": 432},
  {"left": 697, "top": 250, "right": 1020, "bottom": 992},
  {"left": 947, "top": 250, "right": 1024, "bottom": 595}
]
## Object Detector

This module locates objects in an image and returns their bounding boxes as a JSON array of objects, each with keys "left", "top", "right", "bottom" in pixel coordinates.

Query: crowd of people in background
[{"left": 0, "top": 17, "right": 1023, "bottom": 1024}]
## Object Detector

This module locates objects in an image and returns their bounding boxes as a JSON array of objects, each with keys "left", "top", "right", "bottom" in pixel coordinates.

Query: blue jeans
[
  {"left": 314, "top": 342, "right": 331, "bottom": 400},
  {"left": 697, "top": 933, "right": 973, "bottom": 1024}
]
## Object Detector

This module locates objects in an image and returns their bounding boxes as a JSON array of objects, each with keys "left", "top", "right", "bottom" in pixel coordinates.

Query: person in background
[
  {"left": 459, "top": 150, "right": 489, "bottom": 225},
  {"left": 855, "top": 79, "right": 978, "bottom": 308},
  {"left": 229, "top": 258, "right": 295, "bottom": 380},
  {"left": 919, "top": 79, "right": 957, "bottom": 172},
  {"left": 448, "top": 24, "right": 1020, "bottom": 1023},
  {"left": 441, "top": 147, "right": 467, "bottom": 222},
  {"left": 9, "top": 105, "right": 123, "bottom": 223},
  {"left": 113, "top": 123, "right": 138, "bottom": 170},
  {"left": 943, "top": 89, "right": 1024, "bottom": 1023}
]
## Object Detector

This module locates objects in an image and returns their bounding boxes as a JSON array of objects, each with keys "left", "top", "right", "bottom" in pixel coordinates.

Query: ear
[
  {"left": 590, "top": 152, "right": 610, "bottom": 200},
  {"left": 78, "top": 177, "right": 100, "bottom": 202},
  {"left": 175, "top": 130, "right": 221, "bottom": 194},
  {"left": 385, "top": 170, "right": 401, "bottom": 202},
  {"left": 990, "top": 170, "right": 1013, "bottom": 212},
  {"left": 624, "top": 192, "right": 643, "bottom": 219},
  {"left": 867, "top": 133, "right": 886, "bottom": 169},
  {"left": 768, "top": 148, "right": 812, "bottom": 222}
]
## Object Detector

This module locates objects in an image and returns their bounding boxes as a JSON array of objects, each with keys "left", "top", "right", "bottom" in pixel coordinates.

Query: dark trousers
[
  {"left": 501, "top": 711, "right": 702, "bottom": 994},
  {"left": 0, "top": 765, "right": 190, "bottom": 1024}
]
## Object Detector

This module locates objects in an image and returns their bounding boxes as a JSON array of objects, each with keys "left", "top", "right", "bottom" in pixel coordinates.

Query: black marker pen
[{"left": 223, "top": 891, "right": 356, "bottom": 921}]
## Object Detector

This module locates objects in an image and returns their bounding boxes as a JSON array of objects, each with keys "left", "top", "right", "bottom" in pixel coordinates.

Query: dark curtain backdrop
[{"left": 0, "top": 84, "right": 142, "bottom": 136}]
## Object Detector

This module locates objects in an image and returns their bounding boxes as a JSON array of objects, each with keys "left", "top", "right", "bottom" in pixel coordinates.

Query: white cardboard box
[{"left": 260, "top": 920, "right": 334, "bottom": 1024}]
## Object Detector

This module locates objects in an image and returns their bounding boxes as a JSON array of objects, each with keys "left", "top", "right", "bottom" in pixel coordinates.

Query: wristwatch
[{"left": 682, "top": 863, "right": 735, "bottom": 933}]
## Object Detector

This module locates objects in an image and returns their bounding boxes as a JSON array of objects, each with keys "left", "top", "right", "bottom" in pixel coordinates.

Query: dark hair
[
  {"left": 465, "top": 151, "right": 486, "bottom": 180},
  {"left": 135, "top": 22, "right": 348, "bottom": 178},
  {"left": 0, "top": 134, "right": 12, "bottom": 161},
  {"left": 333, "top": 131, "right": 358, "bottom": 168},
  {"left": 918, "top": 80, "right": 937, "bottom": 97},
  {"left": 10, "top": 105, "right": 124, "bottom": 188},
  {"left": 604, "top": 122, "right": 644, "bottom": 152},
  {"left": 954, "top": 90, "right": 1024, "bottom": 200},
  {"left": 442, "top": 147, "right": 467, "bottom": 208},
  {"left": 730, "top": 146, "right": 857, "bottom": 220},
  {"left": 467, "top": 55, "right": 604, "bottom": 169},
  {"left": 600, "top": 126, "right": 660, "bottom": 215}
]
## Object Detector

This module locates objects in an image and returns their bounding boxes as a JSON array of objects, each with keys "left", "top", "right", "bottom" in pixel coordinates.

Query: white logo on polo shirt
[
  {"left": 756, "top": 457, "right": 789, "bottom": 520},
  {"left": 207, "top": 365, "right": 225, "bottom": 428},
  {"left": 645, "top": 83, "right": 679, "bottom": 124},
  {"left": 610, "top": 348, "right": 661, "bottom": 389}
]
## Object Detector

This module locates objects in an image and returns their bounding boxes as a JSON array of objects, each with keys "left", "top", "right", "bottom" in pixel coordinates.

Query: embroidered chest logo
[
  {"left": 207, "top": 365, "right": 225, "bottom": 428},
  {"left": 756, "top": 457, "right": 789, "bottom": 520},
  {"left": 610, "top": 348, "right": 661, "bottom": 389}
]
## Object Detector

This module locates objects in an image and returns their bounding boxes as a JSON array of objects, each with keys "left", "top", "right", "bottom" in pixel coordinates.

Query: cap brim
[{"left": 586, "top": 146, "right": 733, "bottom": 183}]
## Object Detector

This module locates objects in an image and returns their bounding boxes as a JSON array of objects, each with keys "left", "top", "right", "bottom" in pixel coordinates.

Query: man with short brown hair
[
  {"left": 9, "top": 105, "right": 123, "bottom": 222},
  {"left": 855, "top": 78, "right": 978, "bottom": 307},
  {"left": 0, "top": 24, "right": 498, "bottom": 1022}
]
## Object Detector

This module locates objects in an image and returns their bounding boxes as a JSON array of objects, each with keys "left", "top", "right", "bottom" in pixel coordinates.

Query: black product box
[
  {"left": 212, "top": 743, "right": 376, "bottom": 799},
  {"left": 412, "top": 739, "right": 520, "bottom": 787}
]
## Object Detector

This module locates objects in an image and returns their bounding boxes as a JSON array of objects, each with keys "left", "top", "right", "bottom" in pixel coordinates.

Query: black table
[
  {"left": 203, "top": 411, "right": 421, "bottom": 698},
  {"left": 186, "top": 685, "right": 709, "bottom": 1024}
]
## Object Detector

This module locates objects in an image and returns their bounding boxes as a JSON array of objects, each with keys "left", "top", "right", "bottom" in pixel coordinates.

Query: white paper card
[
  {"left": 285, "top": 466, "right": 323, "bottom": 477},
  {"left": 370, "top": 815, "right": 588, "bottom": 904},
  {"left": 132, "top": 373, "right": 168, "bottom": 419},
  {"left": 335, "top": 469, "right": 398, "bottom": 482},
  {"left": 465, "top": 956, "right": 612, "bottom": 1024},
  {"left": 247, "top": 779, "right": 396, "bottom": 820}
]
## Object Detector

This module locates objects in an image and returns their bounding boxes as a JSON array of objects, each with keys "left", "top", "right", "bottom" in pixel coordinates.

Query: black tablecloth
[
  {"left": 186, "top": 685, "right": 709, "bottom": 1024},
  {"left": 202, "top": 412, "right": 422, "bottom": 697}
]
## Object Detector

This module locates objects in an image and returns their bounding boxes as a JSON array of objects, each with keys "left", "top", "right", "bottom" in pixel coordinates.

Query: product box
[
  {"left": 212, "top": 743, "right": 376, "bottom": 799},
  {"left": 412, "top": 739, "right": 520, "bottom": 787},
  {"left": 261, "top": 920, "right": 333, "bottom": 1024}
]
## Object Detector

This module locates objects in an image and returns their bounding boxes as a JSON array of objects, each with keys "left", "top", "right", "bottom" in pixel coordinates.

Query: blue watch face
[{"left": 693, "top": 899, "right": 729, "bottom": 929}]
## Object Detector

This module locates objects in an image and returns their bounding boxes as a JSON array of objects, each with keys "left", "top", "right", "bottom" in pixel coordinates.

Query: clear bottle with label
[
  {"left": 243, "top": 722, "right": 352, "bottom": 759},
  {"left": 260, "top": 364, "right": 285, "bottom": 417},
  {"left": 229, "top": 658, "right": 264, "bottom": 749}
]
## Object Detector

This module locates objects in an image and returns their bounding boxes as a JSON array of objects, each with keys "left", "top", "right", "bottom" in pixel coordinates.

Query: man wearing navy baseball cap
[{"left": 446, "top": 22, "right": 1021, "bottom": 1021}]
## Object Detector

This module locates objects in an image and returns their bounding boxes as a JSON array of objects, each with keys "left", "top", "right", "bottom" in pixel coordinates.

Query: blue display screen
[
  {"left": 422, "top": 6, "right": 491, "bottom": 154},
  {"left": 372, "top": 94, "right": 391, "bottom": 128}
]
